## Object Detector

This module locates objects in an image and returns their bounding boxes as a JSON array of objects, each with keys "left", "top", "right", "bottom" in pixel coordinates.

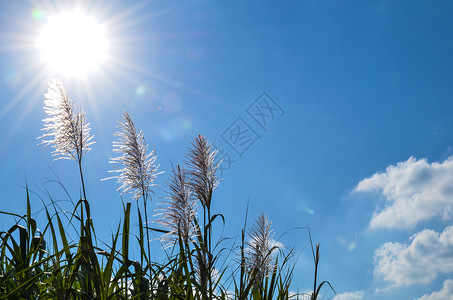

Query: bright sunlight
[{"left": 36, "top": 11, "right": 108, "bottom": 77}]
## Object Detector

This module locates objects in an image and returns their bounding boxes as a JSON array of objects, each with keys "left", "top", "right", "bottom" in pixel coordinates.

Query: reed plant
[{"left": 0, "top": 79, "right": 334, "bottom": 299}]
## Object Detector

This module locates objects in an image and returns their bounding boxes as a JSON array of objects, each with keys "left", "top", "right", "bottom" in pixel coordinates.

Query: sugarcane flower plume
[
  {"left": 39, "top": 79, "right": 94, "bottom": 162},
  {"left": 246, "top": 213, "right": 278, "bottom": 281},
  {"left": 185, "top": 134, "right": 221, "bottom": 209},
  {"left": 104, "top": 110, "right": 160, "bottom": 202},
  {"left": 155, "top": 164, "right": 197, "bottom": 246}
]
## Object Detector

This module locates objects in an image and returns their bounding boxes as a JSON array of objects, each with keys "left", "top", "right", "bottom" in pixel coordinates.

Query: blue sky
[{"left": 1, "top": 1, "right": 453, "bottom": 299}]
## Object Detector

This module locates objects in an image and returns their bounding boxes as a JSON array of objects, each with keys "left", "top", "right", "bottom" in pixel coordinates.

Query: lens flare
[
  {"left": 32, "top": 9, "right": 44, "bottom": 20},
  {"left": 136, "top": 85, "right": 147, "bottom": 96},
  {"left": 4, "top": 71, "right": 22, "bottom": 88}
]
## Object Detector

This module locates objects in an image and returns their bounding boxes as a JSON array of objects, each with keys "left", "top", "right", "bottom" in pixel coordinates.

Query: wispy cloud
[
  {"left": 374, "top": 226, "right": 453, "bottom": 287},
  {"left": 354, "top": 156, "right": 453, "bottom": 229},
  {"left": 332, "top": 290, "right": 365, "bottom": 300},
  {"left": 415, "top": 279, "right": 453, "bottom": 300}
]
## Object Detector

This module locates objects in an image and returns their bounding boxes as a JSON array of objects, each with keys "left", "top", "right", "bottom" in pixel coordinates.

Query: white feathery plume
[
  {"left": 155, "top": 164, "right": 197, "bottom": 246},
  {"left": 246, "top": 213, "right": 278, "bottom": 281},
  {"left": 185, "top": 134, "right": 221, "bottom": 209},
  {"left": 104, "top": 110, "right": 160, "bottom": 201},
  {"left": 39, "top": 79, "right": 94, "bottom": 162}
]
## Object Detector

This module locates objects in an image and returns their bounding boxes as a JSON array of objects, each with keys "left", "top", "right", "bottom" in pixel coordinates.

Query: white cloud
[
  {"left": 354, "top": 156, "right": 453, "bottom": 229},
  {"left": 374, "top": 226, "right": 453, "bottom": 287},
  {"left": 332, "top": 291, "right": 365, "bottom": 300},
  {"left": 415, "top": 279, "right": 453, "bottom": 300}
]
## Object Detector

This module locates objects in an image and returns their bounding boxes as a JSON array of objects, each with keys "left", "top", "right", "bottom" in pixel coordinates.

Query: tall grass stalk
[
  {"left": 39, "top": 79, "right": 94, "bottom": 202},
  {"left": 186, "top": 134, "right": 221, "bottom": 299},
  {"left": 38, "top": 79, "right": 95, "bottom": 242},
  {"left": 308, "top": 230, "right": 336, "bottom": 300},
  {"left": 104, "top": 110, "right": 161, "bottom": 291}
]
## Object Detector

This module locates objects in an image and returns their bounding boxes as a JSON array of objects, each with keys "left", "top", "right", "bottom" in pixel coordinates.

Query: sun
[{"left": 36, "top": 11, "right": 108, "bottom": 78}]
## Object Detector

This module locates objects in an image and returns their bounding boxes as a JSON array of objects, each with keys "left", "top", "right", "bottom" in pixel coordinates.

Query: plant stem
[
  {"left": 207, "top": 207, "right": 212, "bottom": 299},
  {"left": 143, "top": 193, "right": 152, "bottom": 294},
  {"left": 78, "top": 159, "right": 88, "bottom": 237},
  {"left": 78, "top": 160, "right": 87, "bottom": 201},
  {"left": 312, "top": 244, "right": 320, "bottom": 300}
]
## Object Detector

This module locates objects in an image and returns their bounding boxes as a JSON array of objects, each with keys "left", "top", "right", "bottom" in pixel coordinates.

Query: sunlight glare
[{"left": 37, "top": 11, "right": 108, "bottom": 77}]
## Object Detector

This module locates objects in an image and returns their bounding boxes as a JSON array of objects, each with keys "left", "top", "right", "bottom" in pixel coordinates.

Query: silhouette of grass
[{"left": 0, "top": 80, "right": 334, "bottom": 299}]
